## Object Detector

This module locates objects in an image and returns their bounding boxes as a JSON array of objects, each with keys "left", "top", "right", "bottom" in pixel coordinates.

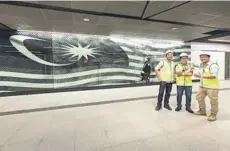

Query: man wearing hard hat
[
  {"left": 175, "top": 53, "right": 194, "bottom": 113},
  {"left": 155, "top": 50, "right": 175, "bottom": 111},
  {"left": 194, "top": 52, "right": 220, "bottom": 121}
]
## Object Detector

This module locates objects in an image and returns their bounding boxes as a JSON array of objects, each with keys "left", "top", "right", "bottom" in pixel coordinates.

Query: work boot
[
  {"left": 164, "top": 104, "right": 172, "bottom": 111},
  {"left": 175, "top": 106, "right": 181, "bottom": 112},
  {"left": 207, "top": 113, "right": 217, "bottom": 121},
  {"left": 155, "top": 105, "right": 162, "bottom": 111},
  {"left": 186, "top": 108, "right": 194, "bottom": 114},
  {"left": 194, "top": 109, "right": 206, "bottom": 116}
]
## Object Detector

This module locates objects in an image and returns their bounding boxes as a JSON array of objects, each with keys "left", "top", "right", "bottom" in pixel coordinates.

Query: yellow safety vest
[
  {"left": 199, "top": 62, "right": 219, "bottom": 89},
  {"left": 176, "top": 63, "right": 193, "bottom": 86},
  {"left": 160, "top": 60, "right": 175, "bottom": 82}
]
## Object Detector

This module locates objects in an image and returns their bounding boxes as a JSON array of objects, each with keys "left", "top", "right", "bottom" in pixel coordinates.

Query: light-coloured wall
[{"left": 191, "top": 42, "right": 230, "bottom": 80}]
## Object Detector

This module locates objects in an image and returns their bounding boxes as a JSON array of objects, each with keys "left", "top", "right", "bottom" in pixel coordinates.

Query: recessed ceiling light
[
  {"left": 83, "top": 18, "right": 90, "bottom": 22},
  {"left": 172, "top": 27, "right": 178, "bottom": 31}
]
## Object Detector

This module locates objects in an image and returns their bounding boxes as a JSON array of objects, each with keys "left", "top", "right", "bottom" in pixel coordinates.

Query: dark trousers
[
  {"left": 177, "top": 86, "right": 192, "bottom": 109},
  {"left": 157, "top": 82, "right": 172, "bottom": 106}
]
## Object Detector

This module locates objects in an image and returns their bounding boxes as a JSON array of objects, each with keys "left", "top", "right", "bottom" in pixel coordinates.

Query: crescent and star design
[{"left": 9, "top": 35, "right": 100, "bottom": 66}]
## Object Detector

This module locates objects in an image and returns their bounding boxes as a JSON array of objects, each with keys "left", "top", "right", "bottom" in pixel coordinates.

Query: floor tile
[
  {"left": 173, "top": 124, "right": 224, "bottom": 151},
  {"left": 75, "top": 127, "right": 111, "bottom": 151},
  {"left": 144, "top": 134, "right": 190, "bottom": 151},
  {"left": 2, "top": 140, "right": 38, "bottom": 151},
  {"left": 112, "top": 140, "right": 152, "bottom": 151},
  {"left": 95, "top": 147, "right": 114, "bottom": 151},
  {"left": 105, "top": 123, "right": 141, "bottom": 146}
]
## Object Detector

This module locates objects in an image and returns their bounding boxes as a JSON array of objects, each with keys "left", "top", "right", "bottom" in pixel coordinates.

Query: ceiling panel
[
  {"left": 8, "top": 5, "right": 45, "bottom": 26},
  {"left": 34, "top": 1, "right": 71, "bottom": 8},
  {"left": 1, "top": 1, "right": 230, "bottom": 42},
  {"left": 0, "top": 5, "right": 23, "bottom": 28},
  {"left": 174, "top": 1, "right": 230, "bottom": 16},
  {"left": 52, "top": 25, "right": 74, "bottom": 33},
  {"left": 97, "top": 16, "right": 123, "bottom": 27},
  {"left": 150, "top": 9, "right": 194, "bottom": 22},
  {"left": 149, "top": 31, "right": 207, "bottom": 41},
  {"left": 71, "top": 1, "right": 107, "bottom": 12},
  {"left": 94, "top": 25, "right": 113, "bottom": 36},
  {"left": 18, "top": 22, "right": 53, "bottom": 31},
  {"left": 198, "top": 16, "right": 230, "bottom": 29},
  {"left": 103, "top": 1, "right": 146, "bottom": 17},
  {"left": 0, "top": 4, "right": 47, "bottom": 30},
  {"left": 143, "top": 1, "right": 179, "bottom": 18},
  {"left": 119, "top": 19, "right": 151, "bottom": 29},
  {"left": 73, "top": 23, "right": 97, "bottom": 34},
  {"left": 176, "top": 26, "right": 215, "bottom": 35},
  {"left": 52, "top": 22, "right": 97, "bottom": 34},
  {"left": 110, "top": 27, "right": 140, "bottom": 37},
  {"left": 146, "top": 22, "right": 184, "bottom": 31},
  {"left": 42, "top": 9, "right": 73, "bottom": 22},
  {"left": 180, "top": 13, "right": 220, "bottom": 25},
  {"left": 73, "top": 13, "right": 99, "bottom": 24},
  {"left": 152, "top": 10, "right": 219, "bottom": 24},
  {"left": 1, "top": 4, "right": 45, "bottom": 25}
]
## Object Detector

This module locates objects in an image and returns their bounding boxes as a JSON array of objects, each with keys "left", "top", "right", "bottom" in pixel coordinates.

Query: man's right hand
[{"left": 176, "top": 71, "right": 183, "bottom": 76}]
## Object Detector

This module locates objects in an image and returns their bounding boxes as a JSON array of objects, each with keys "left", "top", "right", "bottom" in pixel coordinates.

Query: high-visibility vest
[
  {"left": 199, "top": 62, "right": 220, "bottom": 89},
  {"left": 160, "top": 60, "right": 175, "bottom": 82},
  {"left": 176, "top": 63, "right": 193, "bottom": 86}
]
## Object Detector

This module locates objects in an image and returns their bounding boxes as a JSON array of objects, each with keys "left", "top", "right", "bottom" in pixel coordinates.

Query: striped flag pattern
[{"left": 0, "top": 31, "right": 191, "bottom": 93}]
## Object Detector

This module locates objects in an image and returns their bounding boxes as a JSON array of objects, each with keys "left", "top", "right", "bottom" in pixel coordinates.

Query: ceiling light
[
  {"left": 172, "top": 27, "right": 178, "bottom": 31},
  {"left": 83, "top": 18, "right": 90, "bottom": 22}
]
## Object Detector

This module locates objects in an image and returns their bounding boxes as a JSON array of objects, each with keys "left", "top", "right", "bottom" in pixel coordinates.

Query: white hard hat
[
  {"left": 165, "top": 50, "right": 173, "bottom": 54},
  {"left": 180, "top": 53, "right": 188, "bottom": 57},
  {"left": 199, "top": 51, "right": 210, "bottom": 57}
]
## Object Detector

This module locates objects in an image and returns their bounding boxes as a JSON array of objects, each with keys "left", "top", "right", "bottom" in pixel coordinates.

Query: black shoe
[
  {"left": 155, "top": 105, "right": 162, "bottom": 111},
  {"left": 164, "top": 104, "right": 172, "bottom": 111},
  {"left": 186, "top": 108, "right": 194, "bottom": 114},
  {"left": 175, "top": 106, "right": 181, "bottom": 112}
]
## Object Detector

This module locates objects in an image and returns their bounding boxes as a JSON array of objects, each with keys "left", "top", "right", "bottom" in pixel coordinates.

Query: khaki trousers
[{"left": 196, "top": 87, "right": 219, "bottom": 114}]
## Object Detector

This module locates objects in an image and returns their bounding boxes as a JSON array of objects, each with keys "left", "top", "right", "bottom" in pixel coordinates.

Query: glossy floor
[{"left": 1, "top": 89, "right": 230, "bottom": 151}]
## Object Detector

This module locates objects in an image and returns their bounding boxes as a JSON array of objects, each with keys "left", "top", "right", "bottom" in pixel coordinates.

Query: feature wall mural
[{"left": 0, "top": 30, "right": 191, "bottom": 93}]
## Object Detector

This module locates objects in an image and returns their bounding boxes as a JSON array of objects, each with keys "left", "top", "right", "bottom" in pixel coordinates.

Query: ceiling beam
[{"left": 141, "top": 0, "right": 150, "bottom": 19}]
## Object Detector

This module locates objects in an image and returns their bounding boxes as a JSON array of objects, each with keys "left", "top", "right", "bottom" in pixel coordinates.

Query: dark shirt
[{"left": 142, "top": 62, "right": 151, "bottom": 74}]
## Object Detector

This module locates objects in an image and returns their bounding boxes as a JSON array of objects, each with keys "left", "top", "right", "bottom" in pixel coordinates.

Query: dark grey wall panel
[{"left": 225, "top": 52, "right": 230, "bottom": 79}]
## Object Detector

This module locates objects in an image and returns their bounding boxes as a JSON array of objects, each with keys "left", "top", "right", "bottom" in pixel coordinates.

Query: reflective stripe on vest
[
  {"left": 199, "top": 62, "right": 219, "bottom": 89},
  {"left": 160, "top": 60, "right": 174, "bottom": 82},
  {"left": 176, "top": 63, "right": 193, "bottom": 86}
]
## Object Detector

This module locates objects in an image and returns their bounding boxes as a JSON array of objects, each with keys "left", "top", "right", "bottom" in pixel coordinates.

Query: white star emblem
[{"left": 56, "top": 43, "right": 100, "bottom": 61}]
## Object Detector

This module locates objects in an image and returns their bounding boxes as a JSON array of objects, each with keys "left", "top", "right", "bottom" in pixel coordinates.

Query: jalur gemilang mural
[{"left": 0, "top": 30, "right": 191, "bottom": 93}]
